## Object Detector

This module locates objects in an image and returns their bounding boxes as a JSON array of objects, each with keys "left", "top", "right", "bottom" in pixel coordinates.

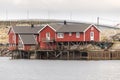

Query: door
[
  {"left": 90, "top": 32, "right": 94, "bottom": 41},
  {"left": 46, "top": 32, "right": 50, "bottom": 40}
]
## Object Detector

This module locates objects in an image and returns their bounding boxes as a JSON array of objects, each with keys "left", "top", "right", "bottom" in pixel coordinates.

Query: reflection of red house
[{"left": 8, "top": 22, "right": 100, "bottom": 51}]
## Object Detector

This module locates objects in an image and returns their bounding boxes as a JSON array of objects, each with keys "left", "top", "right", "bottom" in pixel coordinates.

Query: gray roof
[
  {"left": 49, "top": 23, "right": 91, "bottom": 32},
  {"left": 12, "top": 26, "right": 44, "bottom": 34},
  {"left": 19, "top": 35, "right": 37, "bottom": 44},
  {"left": 49, "top": 23, "right": 63, "bottom": 31},
  {"left": 11, "top": 23, "right": 93, "bottom": 34}
]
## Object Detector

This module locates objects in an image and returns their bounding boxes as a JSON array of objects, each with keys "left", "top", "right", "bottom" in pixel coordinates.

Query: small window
[
  {"left": 76, "top": 32, "right": 80, "bottom": 38},
  {"left": 90, "top": 32, "right": 94, "bottom": 36},
  {"left": 57, "top": 33, "right": 64, "bottom": 38},
  {"left": 69, "top": 32, "right": 72, "bottom": 36}
]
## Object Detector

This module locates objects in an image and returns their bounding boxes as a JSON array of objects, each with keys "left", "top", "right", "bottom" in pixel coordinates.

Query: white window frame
[
  {"left": 76, "top": 32, "right": 80, "bottom": 38},
  {"left": 69, "top": 32, "right": 72, "bottom": 36},
  {"left": 57, "top": 33, "right": 64, "bottom": 38},
  {"left": 46, "top": 32, "right": 50, "bottom": 40}
]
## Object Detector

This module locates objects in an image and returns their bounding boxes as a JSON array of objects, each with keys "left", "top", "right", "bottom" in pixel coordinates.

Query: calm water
[{"left": 0, "top": 57, "right": 120, "bottom": 80}]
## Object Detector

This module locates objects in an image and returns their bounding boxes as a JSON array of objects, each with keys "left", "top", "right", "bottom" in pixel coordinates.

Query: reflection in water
[{"left": 0, "top": 57, "right": 120, "bottom": 80}]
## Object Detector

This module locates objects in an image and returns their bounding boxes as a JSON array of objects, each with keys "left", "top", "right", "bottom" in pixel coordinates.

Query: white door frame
[
  {"left": 90, "top": 32, "right": 94, "bottom": 41},
  {"left": 46, "top": 32, "right": 50, "bottom": 40}
]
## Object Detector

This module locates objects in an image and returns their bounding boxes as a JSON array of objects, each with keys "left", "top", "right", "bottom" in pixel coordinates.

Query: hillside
[
  {"left": 0, "top": 27, "right": 8, "bottom": 43},
  {"left": 0, "top": 19, "right": 120, "bottom": 44}
]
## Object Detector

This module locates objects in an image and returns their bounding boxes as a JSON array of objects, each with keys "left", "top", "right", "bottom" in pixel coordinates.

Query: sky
[{"left": 0, "top": 0, "right": 120, "bottom": 26}]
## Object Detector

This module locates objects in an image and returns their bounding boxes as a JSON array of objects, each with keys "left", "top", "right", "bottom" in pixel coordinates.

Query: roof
[
  {"left": 49, "top": 23, "right": 91, "bottom": 32},
  {"left": 9, "top": 22, "right": 99, "bottom": 34},
  {"left": 11, "top": 26, "right": 44, "bottom": 34},
  {"left": 19, "top": 35, "right": 37, "bottom": 44},
  {"left": 49, "top": 23, "right": 63, "bottom": 31}
]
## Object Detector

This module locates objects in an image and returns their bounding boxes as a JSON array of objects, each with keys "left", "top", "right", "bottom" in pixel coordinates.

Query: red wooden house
[
  {"left": 8, "top": 25, "right": 44, "bottom": 50},
  {"left": 38, "top": 23, "right": 101, "bottom": 49},
  {"left": 8, "top": 22, "right": 101, "bottom": 50}
]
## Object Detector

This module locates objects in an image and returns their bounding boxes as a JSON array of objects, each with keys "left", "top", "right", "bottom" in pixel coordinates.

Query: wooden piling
[{"left": 67, "top": 51, "right": 70, "bottom": 60}]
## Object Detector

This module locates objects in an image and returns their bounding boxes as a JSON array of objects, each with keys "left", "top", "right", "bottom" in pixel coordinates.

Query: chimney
[
  {"left": 31, "top": 24, "right": 34, "bottom": 28},
  {"left": 64, "top": 20, "right": 67, "bottom": 25}
]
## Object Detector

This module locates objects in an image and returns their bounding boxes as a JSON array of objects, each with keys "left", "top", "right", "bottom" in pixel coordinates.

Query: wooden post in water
[
  {"left": 47, "top": 51, "right": 49, "bottom": 59},
  {"left": 34, "top": 50, "right": 37, "bottom": 59},
  {"left": 67, "top": 51, "right": 70, "bottom": 60},
  {"left": 60, "top": 51, "right": 62, "bottom": 60},
  {"left": 19, "top": 50, "right": 22, "bottom": 59},
  {"left": 39, "top": 52, "right": 41, "bottom": 59},
  {"left": 11, "top": 52, "right": 13, "bottom": 59},
  {"left": 87, "top": 52, "right": 89, "bottom": 60},
  {"left": 28, "top": 51, "right": 30, "bottom": 59},
  {"left": 73, "top": 51, "right": 75, "bottom": 60}
]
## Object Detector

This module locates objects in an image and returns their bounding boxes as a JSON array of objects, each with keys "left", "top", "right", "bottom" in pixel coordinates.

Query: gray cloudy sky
[{"left": 0, "top": 0, "right": 120, "bottom": 25}]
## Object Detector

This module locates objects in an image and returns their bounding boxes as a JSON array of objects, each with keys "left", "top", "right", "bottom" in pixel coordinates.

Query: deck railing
[{"left": 42, "top": 38, "right": 55, "bottom": 42}]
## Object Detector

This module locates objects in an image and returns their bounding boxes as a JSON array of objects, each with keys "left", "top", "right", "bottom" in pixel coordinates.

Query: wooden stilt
[
  {"left": 19, "top": 50, "right": 22, "bottom": 59},
  {"left": 11, "top": 52, "right": 13, "bottom": 59},
  {"left": 39, "top": 52, "right": 41, "bottom": 59},
  {"left": 67, "top": 51, "right": 70, "bottom": 60},
  {"left": 73, "top": 51, "right": 75, "bottom": 60},
  {"left": 47, "top": 52, "right": 49, "bottom": 59},
  {"left": 28, "top": 51, "right": 30, "bottom": 59}
]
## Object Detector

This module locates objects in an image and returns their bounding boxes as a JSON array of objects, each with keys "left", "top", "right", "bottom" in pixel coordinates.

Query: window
[
  {"left": 76, "top": 32, "right": 80, "bottom": 38},
  {"left": 69, "top": 32, "right": 72, "bottom": 36},
  {"left": 57, "top": 33, "right": 64, "bottom": 38},
  {"left": 46, "top": 32, "right": 50, "bottom": 40}
]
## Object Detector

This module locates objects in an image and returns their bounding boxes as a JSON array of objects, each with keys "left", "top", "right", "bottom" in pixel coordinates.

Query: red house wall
[
  {"left": 9, "top": 29, "right": 15, "bottom": 44},
  {"left": 24, "top": 45, "right": 31, "bottom": 51},
  {"left": 39, "top": 26, "right": 56, "bottom": 49},
  {"left": 56, "top": 32, "right": 84, "bottom": 42},
  {"left": 85, "top": 25, "right": 100, "bottom": 41},
  {"left": 8, "top": 29, "right": 18, "bottom": 50}
]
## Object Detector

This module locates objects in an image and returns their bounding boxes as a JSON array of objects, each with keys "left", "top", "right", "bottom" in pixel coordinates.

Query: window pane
[
  {"left": 69, "top": 32, "right": 72, "bottom": 36},
  {"left": 76, "top": 32, "right": 80, "bottom": 38},
  {"left": 57, "top": 33, "right": 64, "bottom": 38}
]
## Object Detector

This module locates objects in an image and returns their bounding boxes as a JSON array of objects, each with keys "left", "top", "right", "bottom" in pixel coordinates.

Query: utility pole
[
  {"left": 27, "top": 10, "right": 29, "bottom": 20},
  {"left": 6, "top": 9, "right": 8, "bottom": 20},
  {"left": 48, "top": 11, "right": 50, "bottom": 19},
  {"left": 70, "top": 12, "right": 72, "bottom": 20},
  {"left": 97, "top": 17, "right": 99, "bottom": 25}
]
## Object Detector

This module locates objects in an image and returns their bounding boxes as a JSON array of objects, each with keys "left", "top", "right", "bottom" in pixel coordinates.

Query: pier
[{"left": 9, "top": 49, "right": 120, "bottom": 60}]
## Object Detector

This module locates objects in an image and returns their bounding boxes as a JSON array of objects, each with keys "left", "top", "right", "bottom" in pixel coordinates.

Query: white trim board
[
  {"left": 18, "top": 34, "right": 24, "bottom": 50},
  {"left": 38, "top": 24, "right": 56, "bottom": 33},
  {"left": 84, "top": 24, "right": 101, "bottom": 33}
]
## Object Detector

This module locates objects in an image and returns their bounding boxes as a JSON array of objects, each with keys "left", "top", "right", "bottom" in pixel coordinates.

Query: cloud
[
  {"left": 0, "top": 0, "right": 119, "bottom": 12},
  {"left": 0, "top": 0, "right": 119, "bottom": 24}
]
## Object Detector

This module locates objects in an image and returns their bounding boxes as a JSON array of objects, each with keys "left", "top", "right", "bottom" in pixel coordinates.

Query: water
[{"left": 0, "top": 57, "right": 120, "bottom": 80}]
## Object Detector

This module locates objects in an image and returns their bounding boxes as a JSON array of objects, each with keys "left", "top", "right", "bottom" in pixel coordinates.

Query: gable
[
  {"left": 38, "top": 25, "right": 56, "bottom": 33},
  {"left": 84, "top": 24, "right": 101, "bottom": 32},
  {"left": 8, "top": 27, "right": 15, "bottom": 34}
]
